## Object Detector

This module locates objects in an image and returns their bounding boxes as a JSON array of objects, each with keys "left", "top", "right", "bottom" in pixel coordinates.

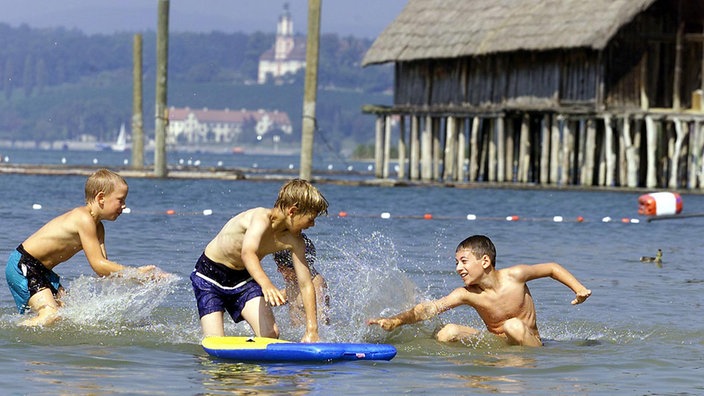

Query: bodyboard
[{"left": 202, "top": 336, "right": 397, "bottom": 362}]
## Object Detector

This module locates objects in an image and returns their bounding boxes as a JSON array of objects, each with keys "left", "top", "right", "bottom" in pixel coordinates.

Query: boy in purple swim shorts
[{"left": 191, "top": 179, "right": 328, "bottom": 343}]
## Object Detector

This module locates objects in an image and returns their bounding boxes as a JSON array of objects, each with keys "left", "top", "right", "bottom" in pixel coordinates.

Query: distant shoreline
[{"left": 0, "top": 140, "right": 306, "bottom": 156}]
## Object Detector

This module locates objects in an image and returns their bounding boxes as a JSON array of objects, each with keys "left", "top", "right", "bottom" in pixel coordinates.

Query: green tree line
[{"left": 0, "top": 23, "right": 393, "bottom": 152}]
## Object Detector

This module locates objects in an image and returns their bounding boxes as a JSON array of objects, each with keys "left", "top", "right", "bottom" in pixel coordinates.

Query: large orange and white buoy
[{"left": 638, "top": 192, "right": 683, "bottom": 216}]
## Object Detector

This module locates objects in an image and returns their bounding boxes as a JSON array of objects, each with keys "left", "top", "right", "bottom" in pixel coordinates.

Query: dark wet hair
[
  {"left": 273, "top": 232, "right": 317, "bottom": 269},
  {"left": 456, "top": 235, "right": 496, "bottom": 267}
]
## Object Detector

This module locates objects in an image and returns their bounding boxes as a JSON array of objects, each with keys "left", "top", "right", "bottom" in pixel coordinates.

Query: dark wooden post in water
[
  {"left": 410, "top": 115, "right": 420, "bottom": 180},
  {"left": 374, "top": 116, "right": 384, "bottom": 178},
  {"left": 131, "top": 34, "right": 144, "bottom": 170},
  {"left": 397, "top": 116, "right": 407, "bottom": 179},
  {"left": 299, "top": 0, "right": 321, "bottom": 181},
  {"left": 154, "top": 0, "right": 169, "bottom": 177},
  {"left": 383, "top": 115, "right": 392, "bottom": 178}
]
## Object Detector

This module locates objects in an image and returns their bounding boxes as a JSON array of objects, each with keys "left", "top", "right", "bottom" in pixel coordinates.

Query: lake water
[{"left": 1, "top": 149, "right": 703, "bottom": 395}]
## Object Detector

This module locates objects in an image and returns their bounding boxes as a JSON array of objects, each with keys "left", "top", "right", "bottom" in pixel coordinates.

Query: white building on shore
[
  {"left": 167, "top": 107, "right": 293, "bottom": 145},
  {"left": 257, "top": 3, "right": 306, "bottom": 84}
]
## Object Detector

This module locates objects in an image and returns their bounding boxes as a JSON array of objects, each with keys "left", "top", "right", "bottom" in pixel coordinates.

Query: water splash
[
  {"left": 298, "top": 230, "right": 421, "bottom": 343},
  {"left": 60, "top": 268, "right": 181, "bottom": 328}
]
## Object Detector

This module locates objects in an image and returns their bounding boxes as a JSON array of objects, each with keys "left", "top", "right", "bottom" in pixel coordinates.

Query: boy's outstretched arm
[
  {"left": 369, "top": 289, "right": 466, "bottom": 331},
  {"left": 519, "top": 263, "right": 592, "bottom": 305}
]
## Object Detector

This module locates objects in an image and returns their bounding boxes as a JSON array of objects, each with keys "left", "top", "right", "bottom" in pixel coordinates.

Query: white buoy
[
  {"left": 123, "top": 208, "right": 131, "bottom": 214},
  {"left": 203, "top": 209, "right": 213, "bottom": 216},
  {"left": 289, "top": 164, "right": 294, "bottom": 169},
  {"left": 92, "top": 158, "right": 98, "bottom": 164},
  {"left": 602, "top": 216, "right": 612, "bottom": 223},
  {"left": 217, "top": 161, "right": 223, "bottom": 167},
  {"left": 123, "top": 159, "right": 129, "bottom": 165},
  {"left": 466, "top": 214, "right": 477, "bottom": 220},
  {"left": 327, "top": 164, "right": 333, "bottom": 170},
  {"left": 553, "top": 216, "right": 564, "bottom": 222},
  {"left": 32, "top": 204, "right": 42, "bottom": 210},
  {"left": 380, "top": 212, "right": 391, "bottom": 219},
  {"left": 61, "top": 157, "right": 67, "bottom": 164}
]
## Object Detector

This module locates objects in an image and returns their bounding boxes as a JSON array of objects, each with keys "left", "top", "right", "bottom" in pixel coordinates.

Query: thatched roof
[{"left": 363, "top": 0, "right": 657, "bottom": 65}]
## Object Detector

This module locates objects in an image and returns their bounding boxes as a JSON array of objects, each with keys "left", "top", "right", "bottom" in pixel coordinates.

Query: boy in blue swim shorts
[
  {"left": 191, "top": 179, "right": 328, "bottom": 343},
  {"left": 5, "top": 169, "right": 164, "bottom": 326}
]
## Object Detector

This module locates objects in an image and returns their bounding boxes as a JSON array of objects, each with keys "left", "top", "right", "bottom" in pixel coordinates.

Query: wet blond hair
[
  {"left": 85, "top": 168, "right": 128, "bottom": 204},
  {"left": 274, "top": 178, "right": 328, "bottom": 217}
]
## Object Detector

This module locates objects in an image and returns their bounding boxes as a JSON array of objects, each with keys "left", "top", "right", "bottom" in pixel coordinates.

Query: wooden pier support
[{"left": 369, "top": 108, "right": 704, "bottom": 190}]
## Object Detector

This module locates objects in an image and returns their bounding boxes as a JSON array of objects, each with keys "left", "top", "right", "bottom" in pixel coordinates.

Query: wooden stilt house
[{"left": 362, "top": 0, "right": 704, "bottom": 189}]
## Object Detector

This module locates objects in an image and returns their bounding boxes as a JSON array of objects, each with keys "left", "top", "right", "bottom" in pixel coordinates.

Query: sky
[{"left": 0, "top": 0, "right": 408, "bottom": 39}]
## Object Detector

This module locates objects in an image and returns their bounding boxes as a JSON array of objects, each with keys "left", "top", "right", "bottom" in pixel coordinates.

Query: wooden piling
[
  {"left": 457, "top": 118, "right": 467, "bottom": 182},
  {"left": 299, "top": 0, "right": 322, "bottom": 181},
  {"left": 374, "top": 116, "right": 384, "bottom": 178},
  {"left": 443, "top": 116, "right": 457, "bottom": 181},
  {"left": 469, "top": 117, "right": 480, "bottom": 182},
  {"left": 131, "top": 33, "right": 144, "bottom": 170},
  {"left": 518, "top": 113, "right": 530, "bottom": 183},
  {"left": 539, "top": 114, "right": 550, "bottom": 184},
  {"left": 154, "top": 0, "right": 169, "bottom": 178},
  {"left": 383, "top": 115, "right": 392, "bottom": 179},
  {"left": 398, "top": 116, "right": 407, "bottom": 179},
  {"left": 410, "top": 115, "right": 420, "bottom": 180},
  {"left": 421, "top": 116, "right": 432, "bottom": 181}
]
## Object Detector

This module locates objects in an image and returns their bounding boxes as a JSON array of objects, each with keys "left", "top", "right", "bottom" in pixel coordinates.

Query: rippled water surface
[{"left": 1, "top": 149, "right": 703, "bottom": 395}]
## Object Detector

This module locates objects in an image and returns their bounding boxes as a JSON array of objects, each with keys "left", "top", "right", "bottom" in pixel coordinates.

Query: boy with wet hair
[
  {"left": 273, "top": 232, "right": 330, "bottom": 325},
  {"left": 369, "top": 235, "right": 591, "bottom": 346},
  {"left": 5, "top": 168, "right": 160, "bottom": 326},
  {"left": 191, "top": 179, "right": 328, "bottom": 342}
]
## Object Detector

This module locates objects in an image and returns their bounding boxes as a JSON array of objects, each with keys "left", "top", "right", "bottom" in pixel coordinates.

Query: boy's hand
[
  {"left": 571, "top": 288, "right": 592, "bottom": 305},
  {"left": 136, "top": 265, "right": 173, "bottom": 281},
  {"left": 300, "top": 331, "right": 320, "bottom": 343},
  {"left": 368, "top": 317, "right": 400, "bottom": 331},
  {"left": 262, "top": 284, "right": 286, "bottom": 306},
  {"left": 278, "top": 288, "right": 288, "bottom": 302}
]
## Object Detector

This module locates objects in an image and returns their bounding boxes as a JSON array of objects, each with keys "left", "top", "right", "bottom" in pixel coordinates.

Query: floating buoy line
[
  {"left": 24, "top": 191, "right": 701, "bottom": 224},
  {"left": 26, "top": 204, "right": 644, "bottom": 223}
]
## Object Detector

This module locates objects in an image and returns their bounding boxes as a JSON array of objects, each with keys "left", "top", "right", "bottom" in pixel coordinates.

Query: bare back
[
  {"left": 22, "top": 206, "right": 105, "bottom": 270},
  {"left": 204, "top": 207, "right": 299, "bottom": 270}
]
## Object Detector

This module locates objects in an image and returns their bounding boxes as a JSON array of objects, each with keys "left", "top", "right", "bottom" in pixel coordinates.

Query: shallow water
[{"left": 1, "top": 149, "right": 703, "bottom": 395}]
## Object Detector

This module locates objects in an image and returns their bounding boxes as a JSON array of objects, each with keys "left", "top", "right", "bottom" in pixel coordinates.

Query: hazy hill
[{"left": 0, "top": 24, "right": 393, "bottom": 155}]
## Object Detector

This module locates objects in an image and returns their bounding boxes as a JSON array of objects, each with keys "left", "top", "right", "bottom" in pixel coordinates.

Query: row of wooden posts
[{"left": 372, "top": 110, "right": 704, "bottom": 189}]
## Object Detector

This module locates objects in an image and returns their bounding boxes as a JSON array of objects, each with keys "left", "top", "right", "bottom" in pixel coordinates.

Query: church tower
[
  {"left": 274, "top": 3, "right": 294, "bottom": 60},
  {"left": 258, "top": 3, "right": 306, "bottom": 84}
]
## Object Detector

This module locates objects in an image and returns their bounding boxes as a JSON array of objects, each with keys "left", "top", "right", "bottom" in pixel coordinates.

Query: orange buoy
[
  {"left": 638, "top": 192, "right": 683, "bottom": 216},
  {"left": 166, "top": 209, "right": 176, "bottom": 215},
  {"left": 423, "top": 213, "right": 433, "bottom": 220},
  {"left": 338, "top": 211, "right": 348, "bottom": 218}
]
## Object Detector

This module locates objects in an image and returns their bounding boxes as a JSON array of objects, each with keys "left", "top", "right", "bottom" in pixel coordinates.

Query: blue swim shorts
[
  {"left": 5, "top": 246, "right": 62, "bottom": 314},
  {"left": 190, "top": 256, "right": 264, "bottom": 323}
]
